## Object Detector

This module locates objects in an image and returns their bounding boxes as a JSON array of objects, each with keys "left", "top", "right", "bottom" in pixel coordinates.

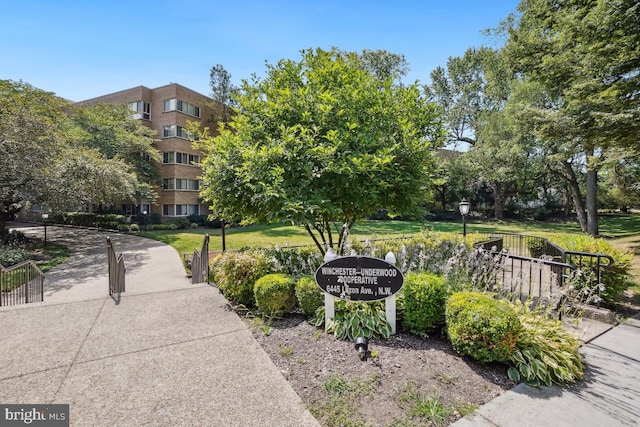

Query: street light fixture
[
  {"left": 42, "top": 213, "right": 49, "bottom": 246},
  {"left": 142, "top": 210, "right": 148, "bottom": 234},
  {"left": 459, "top": 198, "right": 470, "bottom": 237}
]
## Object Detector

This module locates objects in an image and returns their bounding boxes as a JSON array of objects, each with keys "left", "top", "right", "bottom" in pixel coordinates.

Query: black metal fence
[
  {"left": 474, "top": 233, "right": 615, "bottom": 309},
  {"left": 107, "top": 237, "right": 125, "bottom": 295},
  {"left": 487, "top": 250, "right": 574, "bottom": 306},
  {"left": 191, "top": 234, "right": 210, "bottom": 284},
  {"left": 0, "top": 261, "right": 45, "bottom": 306}
]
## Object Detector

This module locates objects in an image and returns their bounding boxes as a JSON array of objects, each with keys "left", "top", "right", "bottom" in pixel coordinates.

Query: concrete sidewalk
[
  {"left": 9, "top": 224, "right": 194, "bottom": 304},
  {"left": 453, "top": 313, "right": 640, "bottom": 427},
  {"left": 1, "top": 223, "right": 319, "bottom": 426}
]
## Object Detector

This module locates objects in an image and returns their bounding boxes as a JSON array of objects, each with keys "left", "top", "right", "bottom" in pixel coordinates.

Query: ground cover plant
[{"left": 0, "top": 230, "right": 69, "bottom": 273}]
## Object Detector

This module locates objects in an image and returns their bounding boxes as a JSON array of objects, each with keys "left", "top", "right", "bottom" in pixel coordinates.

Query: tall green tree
[
  {"left": 502, "top": 0, "right": 640, "bottom": 235},
  {"left": 197, "top": 48, "right": 444, "bottom": 254},
  {"left": 0, "top": 80, "right": 66, "bottom": 232},
  {"left": 0, "top": 80, "right": 161, "bottom": 234},
  {"left": 429, "top": 47, "right": 543, "bottom": 219},
  {"left": 68, "top": 103, "right": 161, "bottom": 186},
  {"left": 209, "top": 64, "right": 239, "bottom": 125}
]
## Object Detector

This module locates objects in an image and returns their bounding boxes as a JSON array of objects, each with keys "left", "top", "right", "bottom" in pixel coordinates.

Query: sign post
[{"left": 315, "top": 254, "right": 404, "bottom": 335}]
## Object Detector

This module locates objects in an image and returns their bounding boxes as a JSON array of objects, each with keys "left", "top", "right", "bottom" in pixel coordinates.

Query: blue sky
[{"left": 1, "top": 0, "right": 519, "bottom": 102}]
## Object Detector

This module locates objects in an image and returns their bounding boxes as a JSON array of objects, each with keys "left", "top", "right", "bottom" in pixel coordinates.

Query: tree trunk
[
  {"left": 562, "top": 184, "right": 571, "bottom": 218},
  {"left": 0, "top": 211, "right": 7, "bottom": 235},
  {"left": 493, "top": 181, "right": 505, "bottom": 220},
  {"left": 563, "top": 162, "right": 588, "bottom": 233},
  {"left": 585, "top": 165, "right": 599, "bottom": 236},
  {"left": 305, "top": 224, "right": 325, "bottom": 255},
  {"left": 439, "top": 186, "right": 446, "bottom": 211}
]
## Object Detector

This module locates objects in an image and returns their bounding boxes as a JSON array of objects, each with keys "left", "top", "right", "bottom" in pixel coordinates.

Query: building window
[
  {"left": 162, "top": 204, "right": 175, "bottom": 216},
  {"left": 121, "top": 204, "right": 134, "bottom": 216},
  {"left": 163, "top": 178, "right": 199, "bottom": 191},
  {"left": 176, "top": 204, "right": 200, "bottom": 216},
  {"left": 162, "top": 151, "right": 199, "bottom": 165},
  {"left": 129, "top": 101, "right": 150, "bottom": 120},
  {"left": 163, "top": 152, "right": 175, "bottom": 164},
  {"left": 164, "top": 98, "right": 200, "bottom": 118},
  {"left": 162, "top": 204, "right": 199, "bottom": 217},
  {"left": 163, "top": 125, "right": 195, "bottom": 140}
]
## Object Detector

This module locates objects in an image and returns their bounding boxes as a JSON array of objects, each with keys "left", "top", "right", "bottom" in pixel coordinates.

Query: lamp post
[
  {"left": 142, "top": 210, "right": 148, "bottom": 234},
  {"left": 458, "top": 198, "right": 470, "bottom": 237},
  {"left": 42, "top": 213, "right": 49, "bottom": 246}
]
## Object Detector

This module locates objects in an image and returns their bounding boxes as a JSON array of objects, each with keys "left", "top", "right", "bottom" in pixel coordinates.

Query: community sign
[{"left": 315, "top": 256, "right": 404, "bottom": 301}]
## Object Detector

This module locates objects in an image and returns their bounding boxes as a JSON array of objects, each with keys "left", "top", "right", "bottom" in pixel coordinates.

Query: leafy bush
[
  {"left": 166, "top": 217, "right": 191, "bottom": 229},
  {"left": 149, "top": 224, "right": 178, "bottom": 231},
  {"left": 49, "top": 212, "right": 126, "bottom": 230},
  {"left": 117, "top": 224, "right": 130, "bottom": 232},
  {"left": 401, "top": 273, "right": 447, "bottom": 337},
  {"left": 0, "top": 246, "right": 29, "bottom": 267},
  {"left": 1, "top": 229, "right": 27, "bottom": 244},
  {"left": 212, "top": 251, "right": 273, "bottom": 307},
  {"left": 129, "top": 223, "right": 139, "bottom": 232},
  {"left": 135, "top": 212, "right": 162, "bottom": 225},
  {"left": 313, "top": 300, "right": 392, "bottom": 341},
  {"left": 188, "top": 214, "right": 221, "bottom": 228},
  {"left": 96, "top": 214, "right": 127, "bottom": 229},
  {"left": 191, "top": 223, "right": 199, "bottom": 228},
  {"left": 508, "top": 307, "right": 584, "bottom": 387},
  {"left": 445, "top": 292, "right": 521, "bottom": 363},
  {"left": 296, "top": 276, "right": 324, "bottom": 317},
  {"left": 62, "top": 212, "right": 97, "bottom": 227},
  {"left": 546, "top": 233, "right": 632, "bottom": 304},
  {"left": 532, "top": 206, "right": 548, "bottom": 221},
  {"left": 254, "top": 273, "right": 296, "bottom": 317}
]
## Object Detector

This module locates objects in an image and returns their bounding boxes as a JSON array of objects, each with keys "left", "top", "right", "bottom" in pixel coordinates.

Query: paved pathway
[{"left": 0, "top": 223, "right": 319, "bottom": 426}]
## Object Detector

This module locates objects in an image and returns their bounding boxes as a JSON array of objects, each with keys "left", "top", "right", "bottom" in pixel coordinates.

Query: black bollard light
[{"left": 354, "top": 337, "right": 369, "bottom": 361}]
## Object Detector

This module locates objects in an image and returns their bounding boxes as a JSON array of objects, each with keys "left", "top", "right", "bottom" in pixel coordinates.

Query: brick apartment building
[{"left": 75, "top": 83, "right": 218, "bottom": 220}]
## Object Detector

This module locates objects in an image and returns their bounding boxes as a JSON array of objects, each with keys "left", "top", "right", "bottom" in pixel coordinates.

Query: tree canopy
[
  {"left": 501, "top": 0, "right": 640, "bottom": 234},
  {"left": 0, "top": 79, "right": 160, "bottom": 233},
  {"left": 197, "top": 48, "right": 444, "bottom": 253}
]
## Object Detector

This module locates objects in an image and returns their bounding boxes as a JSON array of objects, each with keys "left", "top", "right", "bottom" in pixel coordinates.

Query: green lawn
[
  {"left": 143, "top": 214, "right": 640, "bottom": 254},
  {"left": 141, "top": 214, "right": 639, "bottom": 300}
]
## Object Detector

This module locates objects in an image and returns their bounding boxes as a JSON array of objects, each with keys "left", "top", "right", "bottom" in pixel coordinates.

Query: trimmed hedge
[
  {"left": 212, "top": 251, "right": 273, "bottom": 307},
  {"left": 401, "top": 273, "right": 447, "bottom": 336},
  {"left": 295, "top": 276, "right": 324, "bottom": 317},
  {"left": 254, "top": 273, "right": 296, "bottom": 318},
  {"left": 545, "top": 233, "right": 632, "bottom": 305},
  {"left": 445, "top": 292, "right": 521, "bottom": 364}
]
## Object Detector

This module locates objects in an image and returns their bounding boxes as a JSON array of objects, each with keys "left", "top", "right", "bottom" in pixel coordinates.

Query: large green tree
[
  {"left": 0, "top": 80, "right": 160, "bottom": 233},
  {"left": 429, "top": 47, "right": 543, "bottom": 219},
  {"left": 0, "top": 80, "right": 66, "bottom": 232},
  {"left": 502, "top": 0, "right": 640, "bottom": 235},
  {"left": 197, "top": 48, "right": 444, "bottom": 254},
  {"left": 68, "top": 103, "right": 161, "bottom": 188}
]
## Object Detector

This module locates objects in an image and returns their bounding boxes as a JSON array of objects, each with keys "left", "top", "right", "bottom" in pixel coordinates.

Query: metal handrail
[
  {"left": 0, "top": 260, "right": 45, "bottom": 306},
  {"left": 107, "top": 237, "right": 126, "bottom": 295}
]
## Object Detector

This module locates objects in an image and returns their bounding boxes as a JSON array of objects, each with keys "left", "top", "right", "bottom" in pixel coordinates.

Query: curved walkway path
[{"left": 0, "top": 223, "right": 318, "bottom": 426}]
